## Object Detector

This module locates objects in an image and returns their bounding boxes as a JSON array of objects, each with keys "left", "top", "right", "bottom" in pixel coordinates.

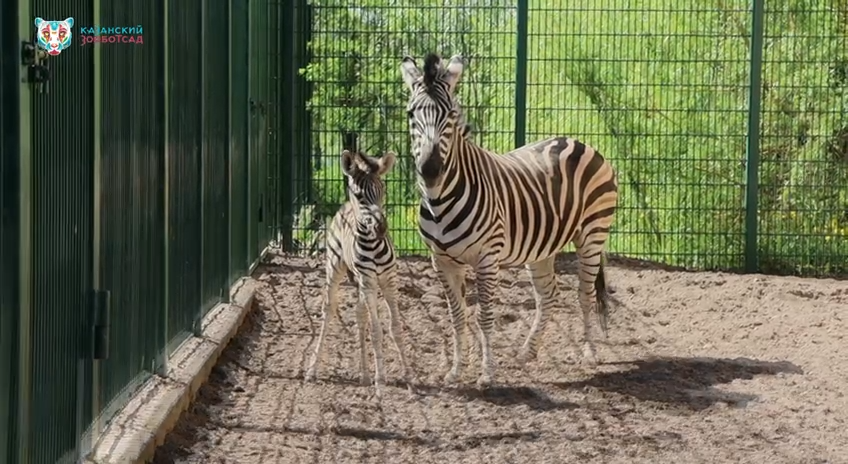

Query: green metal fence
[
  {"left": 0, "top": 0, "right": 293, "bottom": 461},
  {"left": 288, "top": 0, "right": 848, "bottom": 278}
]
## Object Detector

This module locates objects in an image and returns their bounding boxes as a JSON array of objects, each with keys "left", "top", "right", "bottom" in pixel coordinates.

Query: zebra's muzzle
[{"left": 418, "top": 148, "right": 443, "bottom": 187}]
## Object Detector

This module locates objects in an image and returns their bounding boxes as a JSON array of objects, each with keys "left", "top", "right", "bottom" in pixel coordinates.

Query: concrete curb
[{"left": 86, "top": 277, "right": 261, "bottom": 464}]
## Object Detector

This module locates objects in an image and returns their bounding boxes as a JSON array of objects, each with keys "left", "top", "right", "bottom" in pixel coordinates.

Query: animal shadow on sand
[
  {"left": 443, "top": 385, "right": 580, "bottom": 412},
  {"left": 551, "top": 356, "right": 804, "bottom": 411}
]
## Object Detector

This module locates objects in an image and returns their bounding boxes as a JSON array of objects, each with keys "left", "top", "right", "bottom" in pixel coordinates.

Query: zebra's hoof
[
  {"left": 304, "top": 370, "right": 317, "bottom": 382},
  {"left": 516, "top": 347, "right": 535, "bottom": 366},
  {"left": 562, "top": 349, "right": 580, "bottom": 365},
  {"left": 359, "top": 374, "right": 372, "bottom": 386},
  {"left": 582, "top": 346, "right": 599, "bottom": 366},
  {"left": 402, "top": 371, "right": 418, "bottom": 389},
  {"left": 476, "top": 374, "right": 493, "bottom": 388},
  {"left": 443, "top": 371, "right": 459, "bottom": 385}
]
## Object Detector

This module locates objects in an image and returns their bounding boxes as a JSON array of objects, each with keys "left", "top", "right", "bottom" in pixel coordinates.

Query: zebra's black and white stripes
[
  {"left": 304, "top": 149, "right": 412, "bottom": 394},
  {"left": 400, "top": 53, "right": 619, "bottom": 387}
]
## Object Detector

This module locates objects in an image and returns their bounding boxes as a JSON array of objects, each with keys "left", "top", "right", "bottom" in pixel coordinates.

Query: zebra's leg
[
  {"left": 474, "top": 254, "right": 500, "bottom": 387},
  {"left": 353, "top": 289, "right": 373, "bottom": 386},
  {"left": 432, "top": 254, "right": 468, "bottom": 385},
  {"left": 381, "top": 272, "right": 414, "bottom": 385},
  {"left": 575, "top": 241, "right": 604, "bottom": 366},
  {"left": 305, "top": 259, "right": 347, "bottom": 382},
  {"left": 517, "top": 256, "right": 558, "bottom": 365},
  {"left": 363, "top": 279, "right": 386, "bottom": 394}
]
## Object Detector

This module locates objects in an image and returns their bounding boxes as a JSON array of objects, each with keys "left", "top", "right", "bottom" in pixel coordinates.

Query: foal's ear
[
  {"left": 376, "top": 151, "right": 396, "bottom": 176},
  {"left": 340, "top": 150, "right": 356, "bottom": 177}
]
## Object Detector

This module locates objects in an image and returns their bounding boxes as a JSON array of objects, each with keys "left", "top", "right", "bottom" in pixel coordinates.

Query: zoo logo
[{"left": 34, "top": 17, "right": 74, "bottom": 56}]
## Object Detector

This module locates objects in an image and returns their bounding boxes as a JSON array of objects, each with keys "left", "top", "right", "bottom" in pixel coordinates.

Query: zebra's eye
[{"left": 406, "top": 110, "right": 414, "bottom": 119}]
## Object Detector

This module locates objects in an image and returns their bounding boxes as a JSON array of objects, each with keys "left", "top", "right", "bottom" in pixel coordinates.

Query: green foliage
[{"left": 295, "top": 0, "right": 848, "bottom": 276}]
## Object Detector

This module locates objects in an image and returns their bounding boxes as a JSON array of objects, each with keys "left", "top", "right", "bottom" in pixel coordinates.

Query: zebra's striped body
[
  {"left": 304, "top": 149, "right": 412, "bottom": 394},
  {"left": 400, "top": 53, "right": 619, "bottom": 387}
]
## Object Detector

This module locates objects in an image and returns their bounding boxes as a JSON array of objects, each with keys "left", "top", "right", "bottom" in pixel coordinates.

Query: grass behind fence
[{"left": 295, "top": 0, "right": 848, "bottom": 276}]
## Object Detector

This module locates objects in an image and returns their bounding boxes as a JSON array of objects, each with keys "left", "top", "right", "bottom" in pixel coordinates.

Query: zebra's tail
[{"left": 595, "top": 256, "right": 611, "bottom": 337}]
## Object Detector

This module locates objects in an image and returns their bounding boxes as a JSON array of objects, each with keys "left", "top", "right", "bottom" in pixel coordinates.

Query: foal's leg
[
  {"left": 381, "top": 271, "right": 413, "bottom": 385},
  {"left": 304, "top": 259, "right": 347, "bottom": 382}
]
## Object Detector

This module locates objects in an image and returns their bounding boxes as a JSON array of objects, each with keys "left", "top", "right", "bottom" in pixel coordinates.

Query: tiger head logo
[{"left": 34, "top": 17, "right": 74, "bottom": 56}]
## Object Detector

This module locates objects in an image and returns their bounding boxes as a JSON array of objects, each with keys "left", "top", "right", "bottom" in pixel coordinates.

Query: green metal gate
[{"left": 26, "top": 0, "right": 96, "bottom": 462}]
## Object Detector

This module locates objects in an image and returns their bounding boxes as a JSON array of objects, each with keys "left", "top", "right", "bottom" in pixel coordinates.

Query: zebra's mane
[{"left": 422, "top": 53, "right": 442, "bottom": 87}]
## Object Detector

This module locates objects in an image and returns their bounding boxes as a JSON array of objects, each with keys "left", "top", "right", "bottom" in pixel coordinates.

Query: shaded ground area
[{"left": 154, "top": 252, "right": 848, "bottom": 463}]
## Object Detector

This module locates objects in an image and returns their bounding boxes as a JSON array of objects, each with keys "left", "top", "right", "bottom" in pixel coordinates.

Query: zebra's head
[
  {"left": 340, "top": 149, "right": 396, "bottom": 241},
  {"left": 399, "top": 53, "right": 465, "bottom": 190}
]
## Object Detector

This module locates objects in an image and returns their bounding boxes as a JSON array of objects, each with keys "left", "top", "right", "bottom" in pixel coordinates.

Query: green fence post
[
  {"left": 279, "top": 0, "right": 293, "bottom": 250},
  {"left": 246, "top": 0, "right": 254, "bottom": 266},
  {"left": 160, "top": 0, "right": 171, "bottom": 375},
  {"left": 744, "top": 0, "right": 765, "bottom": 272},
  {"left": 227, "top": 0, "right": 234, "bottom": 291},
  {"left": 514, "top": 0, "right": 529, "bottom": 149},
  {"left": 88, "top": 0, "right": 102, "bottom": 448},
  {"left": 195, "top": 0, "right": 207, "bottom": 337}
]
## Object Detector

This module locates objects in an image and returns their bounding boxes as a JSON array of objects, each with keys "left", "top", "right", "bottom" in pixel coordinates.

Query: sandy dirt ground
[{"left": 153, "top": 251, "right": 848, "bottom": 464}]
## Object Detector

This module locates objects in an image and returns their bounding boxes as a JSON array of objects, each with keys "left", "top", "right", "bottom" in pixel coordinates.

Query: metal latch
[{"left": 21, "top": 41, "right": 50, "bottom": 93}]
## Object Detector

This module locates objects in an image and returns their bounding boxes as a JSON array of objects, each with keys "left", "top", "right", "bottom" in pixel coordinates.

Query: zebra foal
[
  {"left": 304, "top": 149, "right": 413, "bottom": 394},
  {"left": 400, "top": 53, "right": 619, "bottom": 387}
]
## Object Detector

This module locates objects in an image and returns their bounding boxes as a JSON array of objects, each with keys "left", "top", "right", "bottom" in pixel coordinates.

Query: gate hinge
[{"left": 91, "top": 289, "right": 111, "bottom": 360}]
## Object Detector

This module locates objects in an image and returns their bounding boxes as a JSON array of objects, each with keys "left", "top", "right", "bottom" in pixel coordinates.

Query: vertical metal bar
[
  {"left": 227, "top": 0, "right": 234, "bottom": 292},
  {"left": 246, "top": 0, "right": 253, "bottom": 264},
  {"left": 87, "top": 0, "right": 103, "bottom": 446},
  {"left": 196, "top": 0, "right": 206, "bottom": 336},
  {"left": 744, "top": 0, "right": 765, "bottom": 272},
  {"left": 279, "top": 0, "right": 290, "bottom": 250},
  {"left": 159, "top": 0, "right": 171, "bottom": 375},
  {"left": 513, "top": 0, "right": 529, "bottom": 149},
  {"left": 16, "top": 3, "right": 33, "bottom": 463}
]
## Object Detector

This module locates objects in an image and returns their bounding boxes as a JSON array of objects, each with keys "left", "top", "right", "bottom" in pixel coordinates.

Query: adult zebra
[{"left": 400, "top": 53, "right": 619, "bottom": 387}]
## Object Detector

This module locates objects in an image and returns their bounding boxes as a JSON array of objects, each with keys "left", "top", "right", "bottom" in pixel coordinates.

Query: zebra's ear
[
  {"left": 377, "top": 151, "right": 396, "bottom": 176},
  {"left": 340, "top": 150, "right": 356, "bottom": 177},
  {"left": 400, "top": 56, "right": 421, "bottom": 92},
  {"left": 444, "top": 55, "right": 465, "bottom": 93}
]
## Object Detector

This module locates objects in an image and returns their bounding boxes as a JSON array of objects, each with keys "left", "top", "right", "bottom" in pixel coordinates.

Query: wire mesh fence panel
[
  {"left": 526, "top": 0, "right": 750, "bottom": 271},
  {"left": 96, "top": 0, "right": 166, "bottom": 436},
  {"left": 295, "top": 1, "right": 518, "bottom": 256},
  {"left": 28, "top": 0, "right": 95, "bottom": 460},
  {"left": 201, "top": 0, "right": 231, "bottom": 311},
  {"left": 757, "top": 1, "right": 848, "bottom": 276},
  {"left": 166, "top": 0, "right": 204, "bottom": 345},
  {"left": 289, "top": 0, "right": 847, "bottom": 277}
]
